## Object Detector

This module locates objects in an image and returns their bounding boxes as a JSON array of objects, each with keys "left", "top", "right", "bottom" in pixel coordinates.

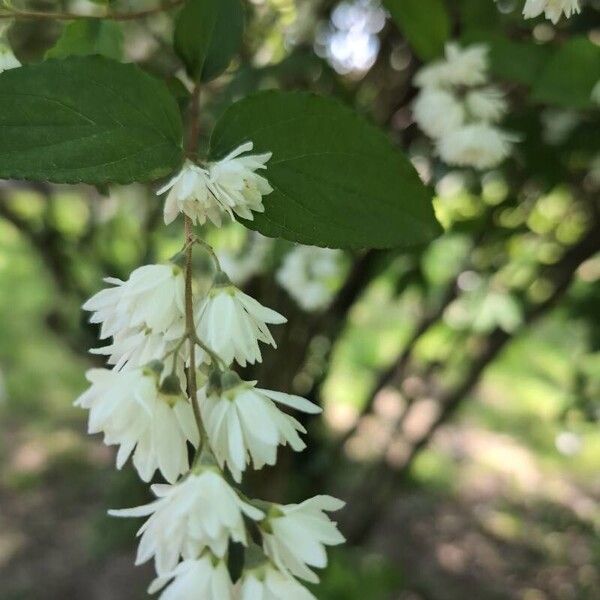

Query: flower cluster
[
  {"left": 77, "top": 142, "right": 345, "bottom": 598},
  {"left": 523, "top": 0, "right": 581, "bottom": 24},
  {"left": 159, "top": 142, "right": 273, "bottom": 227},
  {"left": 413, "top": 43, "right": 514, "bottom": 170}
]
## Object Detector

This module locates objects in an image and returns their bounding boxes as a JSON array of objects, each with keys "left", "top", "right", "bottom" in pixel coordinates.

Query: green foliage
[
  {"left": 209, "top": 91, "right": 441, "bottom": 250},
  {"left": 533, "top": 37, "right": 600, "bottom": 109},
  {"left": 384, "top": 0, "right": 450, "bottom": 60},
  {"left": 310, "top": 550, "right": 402, "bottom": 599},
  {"left": 174, "top": 0, "right": 244, "bottom": 82},
  {"left": 45, "top": 19, "right": 123, "bottom": 60},
  {"left": 0, "top": 56, "right": 183, "bottom": 184},
  {"left": 464, "top": 32, "right": 552, "bottom": 86}
]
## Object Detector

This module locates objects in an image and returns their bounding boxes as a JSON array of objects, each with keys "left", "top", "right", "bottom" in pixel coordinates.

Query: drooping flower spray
[{"left": 77, "top": 106, "right": 345, "bottom": 597}]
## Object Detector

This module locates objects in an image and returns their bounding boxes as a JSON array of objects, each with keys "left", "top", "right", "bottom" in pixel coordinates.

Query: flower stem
[{"left": 184, "top": 215, "right": 208, "bottom": 445}]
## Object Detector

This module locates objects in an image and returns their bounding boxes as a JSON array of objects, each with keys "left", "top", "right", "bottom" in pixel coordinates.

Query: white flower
[
  {"left": 84, "top": 264, "right": 185, "bottom": 341},
  {"left": 237, "top": 562, "right": 316, "bottom": 600},
  {"left": 109, "top": 469, "right": 264, "bottom": 575},
  {"left": 262, "top": 495, "right": 345, "bottom": 583},
  {"left": 217, "top": 233, "right": 272, "bottom": 287},
  {"left": 413, "top": 88, "right": 465, "bottom": 139},
  {"left": 158, "top": 144, "right": 273, "bottom": 227},
  {"left": 541, "top": 109, "right": 580, "bottom": 145},
  {"left": 523, "top": 0, "right": 581, "bottom": 24},
  {"left": 591, "top": 80, "right": 600, "bottom": 105},
  {"left": 465, "top": 87, "right": 508, "bottom": 123},
  {"left": 436, "top": 124, "right": 514, "bottom": 170},
  {"left": 90, "top": 325, "right": 184, "bottom": 371},
  {"left": 196, "top": 274, "right": 286, "bottom": 367},
  {"left": 415, "top": 43, "right": 488, "bottom": 89},
  {"left": 200, "top": 375, "right": 321, "bottom": 482},
  {"left": 148, "top": 555, "right": 233, "bottom": 599},
  {"left": 0, "top": 44, "right": 20, "bottom": 73},
  {"left": 276, "top": 246, "right": 343, "bottom": 312},
  {"left": 208, "top": 142, "right": 273, "bottom": 221},
  {"left": 158, "top": 160, "right": 225, "bottom": 226},
  {"left": 75, "top": 366, "right": 198, "bottom": 484}
]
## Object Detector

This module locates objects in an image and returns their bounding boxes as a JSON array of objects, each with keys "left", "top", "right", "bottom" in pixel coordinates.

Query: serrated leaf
[
  {"left": 532, "top": 38, "right": 600, "bottom": 109},
  {"left": 209, "top": 91, "right": 441, "bottom": 250},
  {"left": 174, "top": 0, "right": 244, "bottom": 82},
  {"left": 46, "top": 19, "right": 123, "bottom": 60},
  {"left": 0, "top": 56, "right": 183, "bottom": 184},
  {"left": 384, "top": 0, "right": 450, "bottom": 60}
]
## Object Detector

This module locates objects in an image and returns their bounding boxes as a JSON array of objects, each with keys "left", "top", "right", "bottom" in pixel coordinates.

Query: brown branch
[
  {"left": 344, "top": 225, "right": 600, "bottom": 544},
  {"left": 0, "top": 0, "right": 183, "bottom": 21}
]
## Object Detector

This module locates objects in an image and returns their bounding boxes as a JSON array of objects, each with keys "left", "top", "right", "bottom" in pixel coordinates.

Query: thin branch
[
  {"left": 344, "top": 225, "right": 600, "bottom": 544},
  {"left": 0, "top": 0, "right": 183, "bottom": 21}
]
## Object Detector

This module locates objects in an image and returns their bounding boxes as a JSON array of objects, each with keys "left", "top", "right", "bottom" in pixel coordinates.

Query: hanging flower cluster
[
  {"left": 523, "top": 0, "right": 581, "bottom": 24},
  {"left": 413, "top": 43, "right": 514, "bottom": 170},
  {"left": 76, "top": 143, "right": 345, "bottom": 598}
]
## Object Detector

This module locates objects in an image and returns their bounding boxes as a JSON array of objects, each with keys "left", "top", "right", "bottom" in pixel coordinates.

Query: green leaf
[
  {"left": 0, "top": 56, "right": 183, "bottom": 184},
  {"left": 46, "top": 19, "right": 123, "bottom": 60},
  {"left": 174, "top": 0, "right": 244, "bottom": 82},
  {"left": 532, "top": 38, "right": 600, "bottom": 109},
  {"left": 463, "top": 31, "right": 552, "bottom": 86},
  {"left": 209, "top": 91, "right": 441, "bottom": 250},
  {"left": 384, "top": 0, "right": 450, "bottom": 60}
]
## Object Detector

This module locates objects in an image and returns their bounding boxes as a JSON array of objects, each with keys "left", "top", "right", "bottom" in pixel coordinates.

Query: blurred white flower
[
  {"left": 217, "top": 233, "right": 272, "bottom": 287},
  {"left": 75, "top": 366, "right": 198, "bottom": 483},
  {"left": 413, "top": 88, "right": 465, "bottom": 138},
  {"left": 591, "top": 80, "right": 600, "bottom": 105},
  {"left": 109, "top": 469, "right": 264, "bottom": 575},
  {"left": 237, "top": 561, "right": 317, "bottom": 600},
  {"left": 148, "top": 554, "right": 233, "bottom": 599},
  {"left": 208, "top": 142, "right": 273, "bottom": 221},
  {"left": 0, "top": 44, "right": 20, "bottom": 73},
  {"left": 159, "top": 160, "right": 224, "bottom": 227},
  {"left": 541, "top": 109, "right": 580, "bottom": 145},
  {"left": 436, "top": 124, "right": 514, "bottom": 170},
  {"left": 276, "top": 246, "right": 343, "bottom": 312},
  {"left": 415, "top": 43, "right": 488, "bottom": 88},
  {"left": 196, "top": 274, "right": 286, "bottom": 366},
  {"left": 262, "top": 495, "right": 345, "bottom": 583},
  {"left": 523, "top": 0, "right": 581, "bottom": 24},
  {"left": 465, "top": 87, "right": 508, "bottom": 123},
  {"left": 84, "top": 264, "right": 185, "bottom": 341},
  {"left": 200, "top": 375, "right": 321, "bottom": 482}
]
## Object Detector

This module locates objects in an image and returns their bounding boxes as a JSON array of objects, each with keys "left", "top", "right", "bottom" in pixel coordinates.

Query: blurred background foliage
[{"left": 0, "top": 0, "right": 599, "bottom": 598}]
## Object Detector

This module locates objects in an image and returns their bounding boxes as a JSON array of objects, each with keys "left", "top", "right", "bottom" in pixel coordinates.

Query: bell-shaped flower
[
  {"left": 523, "top": 0, "right": 580, "bottom": 24},
  {"left": 75, "top": 366, "right": 198, "bottom": 484},
  {"left": 199, "top": 373, "right": 321, "bottom": 482},
  {"left": 196, "top": 273, "right": 286, "bottom": 367},
  {"left": 148, "top": 554, "right": 233, "bottom": 599},
  {"left": 0, "top": 43, "right": 20, "bottom": 73},
  {"left": 412, "top": 88, "right": 465, "bottom": 139},
  {"left": 436, "top": 123, "right": 514, "bottom": 170},
  {"left": 465, "top": 87, "right": 508, "bottom": 123},
  {"left": 109, "top": 468, "right": 264, "bottom": 575},
  {"left": 261, "top": 495, "right": 345, "bottom": 584},
  {"left": 237, "top": 561, "right": 316, "bottom": 600},
  {"left": 415, "top": 43, "right": 488, "bottom": 89},
  {"left": 84, "top": 263, "right": 185, "bottom": 340},
  {"left": 208, "top": 142, "right": 273, "bottom": 221},
  {"left": 158, "top": 160, "right": 226, "bottom": 227}
]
